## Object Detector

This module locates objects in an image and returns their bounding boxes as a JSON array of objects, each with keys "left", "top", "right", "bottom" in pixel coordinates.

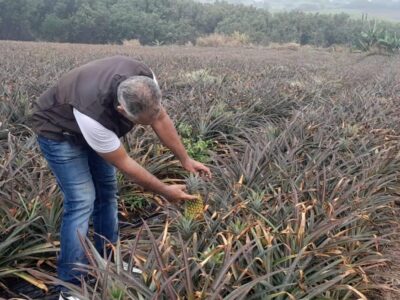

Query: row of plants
[{"left": 1, "top": 41, "right": 400, "bottom": 298}]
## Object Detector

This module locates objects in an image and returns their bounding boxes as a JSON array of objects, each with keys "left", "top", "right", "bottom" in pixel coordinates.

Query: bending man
[{"left": 31, "top": 55, "right": 211, "bottom": 298}]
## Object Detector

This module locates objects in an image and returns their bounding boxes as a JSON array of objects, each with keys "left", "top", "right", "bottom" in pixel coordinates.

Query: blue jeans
[{"left": 37, "top": 135, "right": 119, "bottom": 284}]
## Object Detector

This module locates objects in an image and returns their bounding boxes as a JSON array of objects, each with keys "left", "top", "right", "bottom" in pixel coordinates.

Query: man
[{"left": 31, "top": 56, "right": 211, "bottom": 299}]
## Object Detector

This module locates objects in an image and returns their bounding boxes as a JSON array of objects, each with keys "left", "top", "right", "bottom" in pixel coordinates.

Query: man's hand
[
  {"left": 99, "top": 146, "right": 195, "bottom": 203},
  {"left": 152, "top": 108, "right": 212, "bottom": 179},
  {"left": 99, "top": 146, "right": 205, "bottom": 204},
  {"left": 181, "top": 158, "right": 212, "bottom": 178},
  {"left": 163, "top": 184, "right": 198, "bottom": 203}
]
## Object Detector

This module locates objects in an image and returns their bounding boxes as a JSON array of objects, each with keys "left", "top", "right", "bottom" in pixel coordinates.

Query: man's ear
[{"left": 116, "top": 105, "right": 125, "bottom": 114}]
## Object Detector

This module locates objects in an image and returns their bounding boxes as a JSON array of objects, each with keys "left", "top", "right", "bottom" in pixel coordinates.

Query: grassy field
[{"left": 1, "top": 41, "right": 400, "bottom": 299}]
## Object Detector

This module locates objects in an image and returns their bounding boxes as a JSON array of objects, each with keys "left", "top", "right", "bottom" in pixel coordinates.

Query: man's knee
[
  {"left": 94, "top": 174, "right": 118, "bottom": 201},
  {"left": 63, "top": 180, "right": 96, "bottom": 217}
]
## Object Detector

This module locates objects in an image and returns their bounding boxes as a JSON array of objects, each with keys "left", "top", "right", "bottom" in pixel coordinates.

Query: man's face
[
  {"left": 131, "top": 109, "right": 161, "bottom": 125},
  {"left": 117, "top": 104, "right": 161, "bottom": 125}
]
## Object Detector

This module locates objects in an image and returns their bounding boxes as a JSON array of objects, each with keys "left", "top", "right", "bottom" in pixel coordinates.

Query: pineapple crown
[{"left": 185, "top": 174, "right": 205, "bottom": 195}]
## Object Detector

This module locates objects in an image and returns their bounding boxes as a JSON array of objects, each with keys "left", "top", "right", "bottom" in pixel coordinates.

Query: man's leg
[
  {"left": 37, "top": 136, "right": 95, "bottom": 284},
  {"left": 88, "top": 147, "right": 119, "bottom": 255}
]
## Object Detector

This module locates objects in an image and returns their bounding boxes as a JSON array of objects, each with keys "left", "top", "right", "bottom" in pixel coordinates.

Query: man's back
[{"left": 32, "top": 56, "right": 153, "bottom": 140}]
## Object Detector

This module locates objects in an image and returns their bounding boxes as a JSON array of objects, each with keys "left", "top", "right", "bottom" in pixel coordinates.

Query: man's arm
[
  {"left": 151, "top": 107, "right": 211, "bottom": 177},
  {"left": 151, "top": 107, "right": 190, "bottom": 163},
  {"left": 99, "top": 145, "right": 197, "bottom": 202},
  {"left": 73, "top": 108, "right": 196, "bottom": 202}
]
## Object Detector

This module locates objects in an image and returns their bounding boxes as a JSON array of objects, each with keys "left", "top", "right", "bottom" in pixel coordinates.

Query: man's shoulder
[
  {"left": 85, "top": 56, "right": 151, "bottom": 74},
  {"left": 60, "top": 56, "right": 147, "bottom": 83}
]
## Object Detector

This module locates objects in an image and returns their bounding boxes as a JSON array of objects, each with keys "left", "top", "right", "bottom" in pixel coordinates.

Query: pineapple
[{"left": 184, "top": 174, "right": 205, "bottom": 219}]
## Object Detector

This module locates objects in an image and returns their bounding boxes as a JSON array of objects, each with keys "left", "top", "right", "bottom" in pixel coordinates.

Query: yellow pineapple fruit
[{"left": 184, "top": 174, "right": 205, "bottom": 219}]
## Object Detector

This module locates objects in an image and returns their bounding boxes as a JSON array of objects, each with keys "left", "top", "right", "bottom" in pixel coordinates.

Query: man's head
[{"left": 117, "top": 76, "right": 161, "bottom": 125}]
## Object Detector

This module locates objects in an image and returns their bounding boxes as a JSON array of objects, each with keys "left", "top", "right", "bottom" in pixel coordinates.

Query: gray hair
[{"left": 117, "top": 76, "right": 161, "bottom": 118}]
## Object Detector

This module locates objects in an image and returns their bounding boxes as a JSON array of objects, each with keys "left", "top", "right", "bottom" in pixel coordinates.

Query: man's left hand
[{"left": 181, "top": 158, "right": 212, "bottom": 178}]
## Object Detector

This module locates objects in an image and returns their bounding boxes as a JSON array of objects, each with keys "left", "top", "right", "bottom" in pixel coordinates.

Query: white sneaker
[
  {"left": 59, "top": 292, "right": 81, "bottom": 300},
  {"left": 122, "top": 261, "right": 142, "bottom": 274}
]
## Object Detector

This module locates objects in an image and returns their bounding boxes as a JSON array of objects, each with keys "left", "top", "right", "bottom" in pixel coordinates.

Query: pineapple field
[{"left": 1, "top": 40, "right": 400, "bottom": 299}]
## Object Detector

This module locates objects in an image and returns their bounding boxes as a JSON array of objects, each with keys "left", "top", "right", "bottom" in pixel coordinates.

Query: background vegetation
[
  {"left": 1, "top": 0, "right": 400, "bottom": 47},
  {"left": 198, "top": 0, "right": 400, "bottom": 21}
]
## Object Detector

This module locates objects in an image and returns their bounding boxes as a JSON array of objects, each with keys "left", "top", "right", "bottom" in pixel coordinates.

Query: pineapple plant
[
  {"left": 184, "top": 174, "right": 205, "bottom": 220},
  {"left": 175, "top": 215, "right": 200, "bottom": 240},
  {"left": 110, "top": 283, "right": 125, "bottom": 300}
]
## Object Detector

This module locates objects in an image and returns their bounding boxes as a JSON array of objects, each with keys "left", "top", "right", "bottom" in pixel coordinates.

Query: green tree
[
  {"left": 0, "top": 0, "right": 399, "bottom": 47},
  {"left": 0, "top": 0, "right": 34, "bottom": 40}
]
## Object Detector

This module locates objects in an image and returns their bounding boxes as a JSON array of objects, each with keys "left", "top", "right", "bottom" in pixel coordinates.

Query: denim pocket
[{"left": 37, "top": 135, "right": 85, "bottom": 162}]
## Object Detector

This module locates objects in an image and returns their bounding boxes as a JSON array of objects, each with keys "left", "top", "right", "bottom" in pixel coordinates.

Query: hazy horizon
[{"left": 196, "top": 0, "right": 400, "bottom": 21}]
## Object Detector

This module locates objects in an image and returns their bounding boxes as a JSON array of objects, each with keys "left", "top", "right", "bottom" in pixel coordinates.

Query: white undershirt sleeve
[
  {"left": 73, "top": 108, "right": 121, "bottom": 153},
  {"left": 151, "top": 70, "right": 159, "bottom": 87}
]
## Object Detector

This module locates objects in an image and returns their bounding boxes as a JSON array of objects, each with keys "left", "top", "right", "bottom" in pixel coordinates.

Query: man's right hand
[{"left": 163, "top": 184, "right": 198, "bottom": 203}]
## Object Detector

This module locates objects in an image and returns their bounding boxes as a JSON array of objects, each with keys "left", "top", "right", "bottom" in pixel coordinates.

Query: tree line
[{"left": 1, "top": 0, "right": 400, "bottom": 46}]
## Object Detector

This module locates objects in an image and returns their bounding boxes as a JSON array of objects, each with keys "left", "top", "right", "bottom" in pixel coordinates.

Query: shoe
[
  {"left": 122, "top": 260, "right": 142, "bottom": 274},
  {"left": 59, "top": 292, "right": 81, "bottom": 300}
]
